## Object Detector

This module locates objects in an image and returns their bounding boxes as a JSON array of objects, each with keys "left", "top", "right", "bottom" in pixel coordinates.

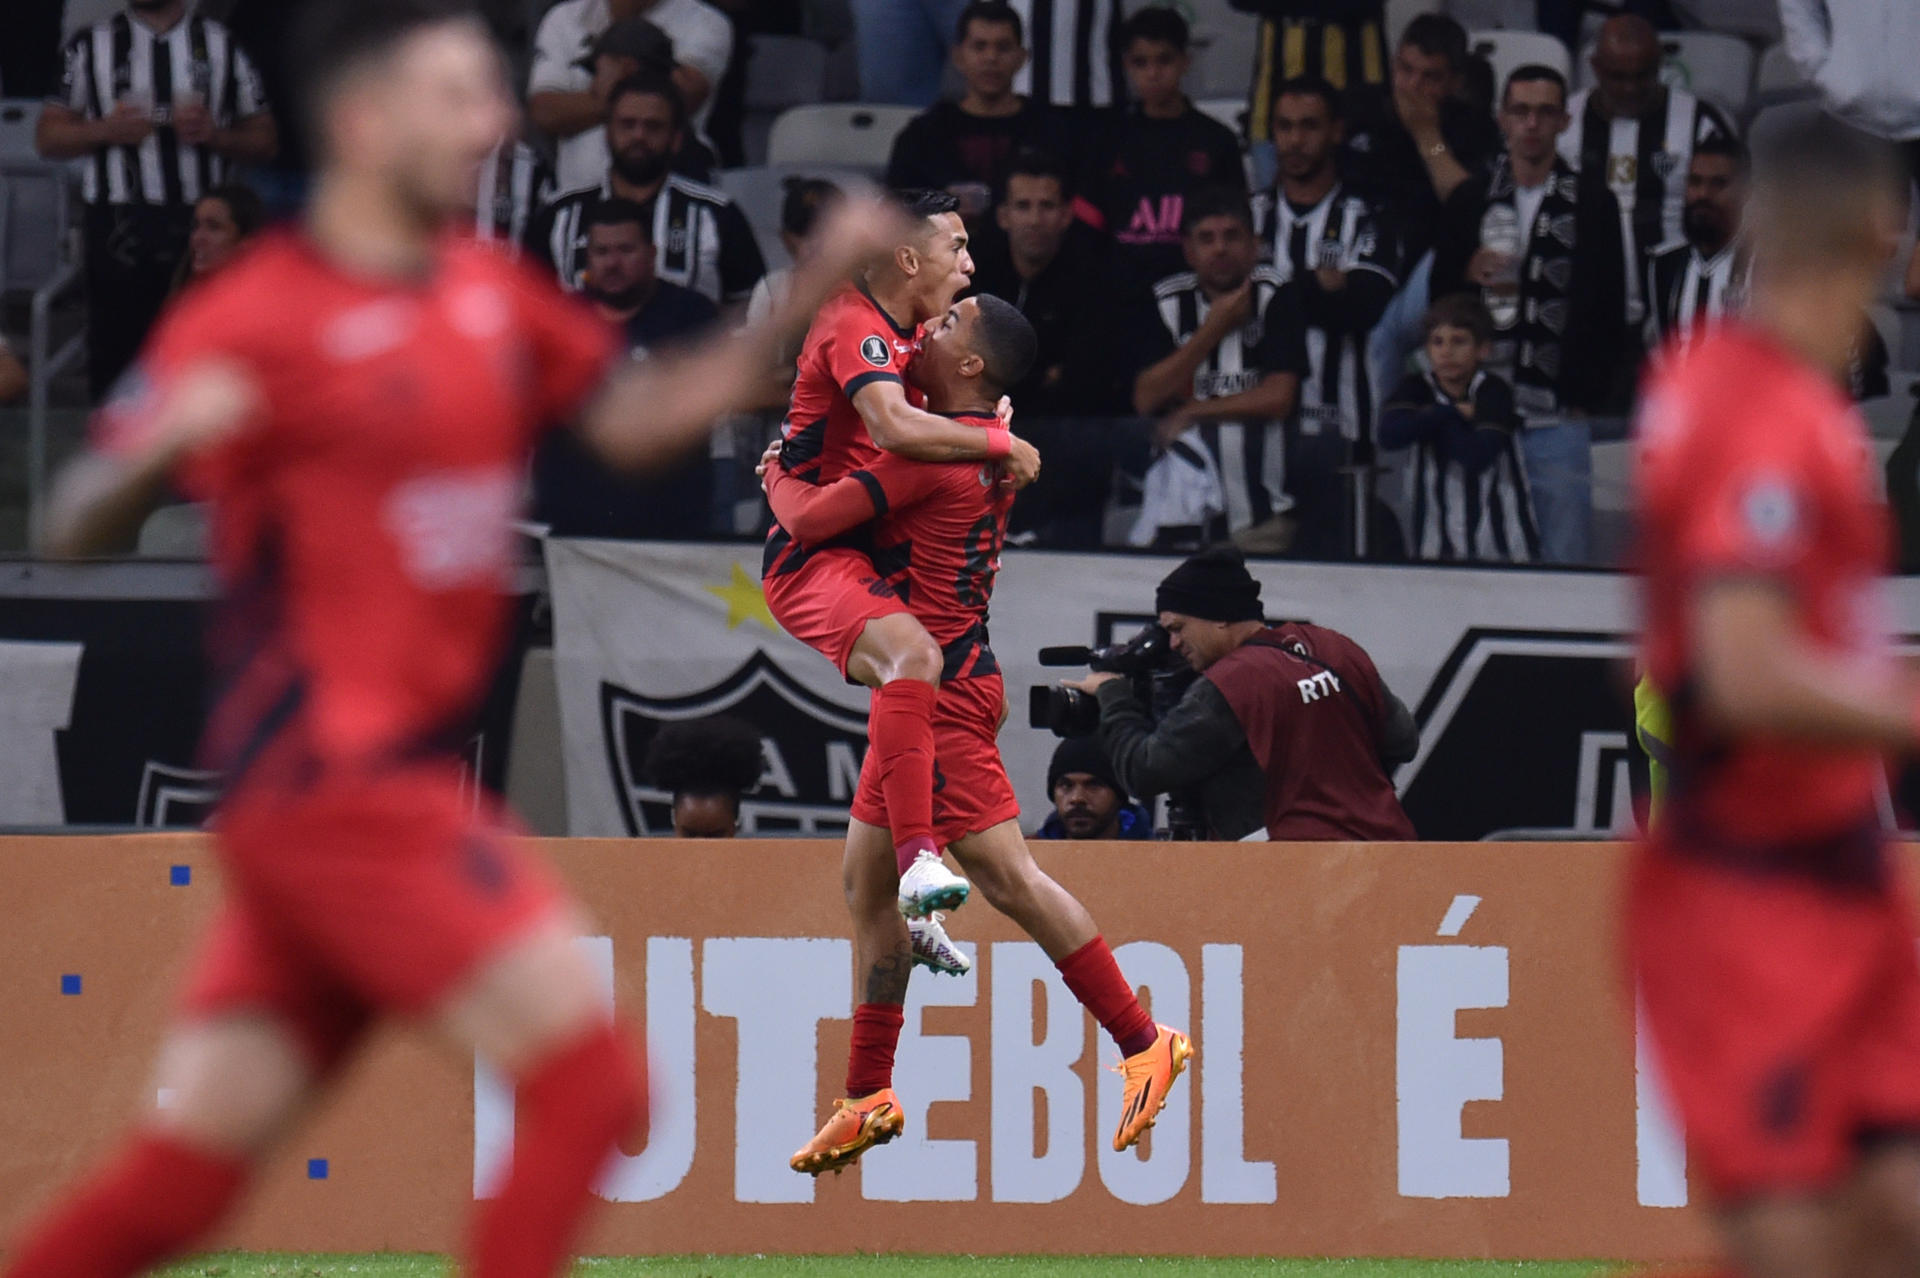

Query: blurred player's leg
[
  {"left": 438, "top": 912, "right": 645, "bottom": 1278},
  {"left": 1840, "top": 1144, "right": 1920, "bottom": 1278},
  {"left": 948, "top": 820, "right": 1191, "bottom": 1152},
  {"left": 1721, "top": 1197, "right": 1835, "bottom": 1278},
  {"left": 792, "top": 819, "right": 909, "bottom": 1176},
  {"left": 846, "top": 616, "right": 969, "bottom": 915}
]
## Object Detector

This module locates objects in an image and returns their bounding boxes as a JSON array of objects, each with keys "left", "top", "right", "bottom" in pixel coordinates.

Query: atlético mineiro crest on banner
[{"left": 598, "top": 653, "right": 871, "bottom": 836}]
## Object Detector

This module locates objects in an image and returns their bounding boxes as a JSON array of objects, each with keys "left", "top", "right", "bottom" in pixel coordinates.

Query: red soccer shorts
[
  {"left": 1629, "top": 841, "right": 1920, "bottom": 1202},
  {"left": 852, "top": 673, "right": 1020, "bottom": 845},
  {"left": 180, "top": 763, "right": 565, "bottom": 1068},
  {"left": 763, "top": 546, "right": 909, "bottom": 677}
]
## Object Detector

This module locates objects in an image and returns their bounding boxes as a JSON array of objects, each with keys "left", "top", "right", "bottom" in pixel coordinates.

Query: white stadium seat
[
  {"left": 713, "top": 164, "right": 877, "bottom": 269},
  {"left": 1753, "top": 42, "right": 1812, "bottom": 104},
  {"left": 0, "top": 100, "right": 41, "bottom": 165},
  {"left": 766, "top": 104, "right": 916, "bottom": 171},
  {"left": 741, "top": 35, "right": 830, "bottom": 167},
  {"left": 1194, "top": 97, "right": 1245, "bottom": 135},
  {"left": 1443, "top": 0, "right": 1535, "bottom": 30},
  {"left": 1185, "top": 9, "right": 1263, "bottom": 100},
  {"left": 1468, "top": 30, "right": 1571, "bottom": 99},
  {"left": 1660, "top": 32, "right": 1755, "bottom": 118}
]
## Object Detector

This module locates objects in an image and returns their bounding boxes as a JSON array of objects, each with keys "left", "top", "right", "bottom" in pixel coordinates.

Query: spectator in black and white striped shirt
[
  {"left": 528, "top": 73, "right": 764, "bottom": 313},
  {"left": 1644, "top": 134, "right": 1747, "bottom": 355},
  {"left": 38, "top": 0, "right": 276, "bottom": 397}
]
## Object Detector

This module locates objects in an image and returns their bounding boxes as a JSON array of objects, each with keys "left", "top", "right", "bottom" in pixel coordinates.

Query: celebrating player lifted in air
[
  {"left": 764, "top": 295, "right": 1193, "bottom": 1177},
  {"left": 4, "top": 3, "right": 906, "bottom": 1275},
  {"left": 1631, "top": 118, "right": 1920, "bottom": 1278},
  {"left": 762, "top": 189, "right": 1042, "bottom": 922}
]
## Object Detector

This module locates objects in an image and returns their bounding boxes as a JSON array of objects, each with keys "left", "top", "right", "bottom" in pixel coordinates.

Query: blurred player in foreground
[
  {"left": 763, "top": 190, "right": 1042, "bottom": 928},
  {"left": 763, "top": 296, "right": 1192, "bottom": 1177},
  {"left": 6, "top": 3, "right": 901, "bottom": 1275},
  {"left": 1631, "top": 116, "right": 1920, "bottom": 1278}
]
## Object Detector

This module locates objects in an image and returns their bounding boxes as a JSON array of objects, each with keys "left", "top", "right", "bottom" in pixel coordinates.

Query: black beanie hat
[
  {"left": 1155, "top": 547, "right": 1263, "bottom": 623},
  {"left": 1048, "top": 736, "right": 1123, "bottom": 796}
]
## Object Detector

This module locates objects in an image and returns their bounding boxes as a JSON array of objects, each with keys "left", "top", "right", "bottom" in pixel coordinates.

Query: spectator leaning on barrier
[
  {"left": 528, "top": 0, "right": 733, "bottom": 193},
  {"left": 1434, "top": 64, "right": 1625, "bottom": 565},
  {"left": 643, "top": 715, "right": 766, "bottom": 837},
  {"left": 1559, "top": 14, "right": 1734, "bottom": 327},
  {"left": 1378, "top": 293, "right": 1538, "bottom": 563},
  {"left": 529, "top": 73, "right": 764, "bottom": 311},
  {"left": 884, "top": 2, "right": 1072, "bottom": 223},
  {"left": 1033, "top": 737, "right": 1154, "bottom": 841},
  {"left": 172, "top": 181, "right": 264, "bottom": 293},
  {"left": 1061, "top": 548, "right": 1417, "bottom": 842},
  {"left": 1082, "top": 7, "right": 1248, "bottom": 292},
  {"left": 1124, "top": 186, "right": 1307, "bottom": 553},
  {"left": 38, "top": 0, "right": 276, "bottom": 397},
  {"left": 534, "top": 197, "right": 724, "bottom": 539}
]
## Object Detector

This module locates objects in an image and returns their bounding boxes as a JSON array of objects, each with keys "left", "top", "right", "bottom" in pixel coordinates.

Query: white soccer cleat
[
  {"left": 897, "top": 848, "right": 970, "bottom": 918},
  {"left": 908, "top": 913, "right": 971, "bottom": 976}
]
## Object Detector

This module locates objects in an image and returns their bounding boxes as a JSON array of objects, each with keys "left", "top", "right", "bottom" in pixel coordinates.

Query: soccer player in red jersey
[
  {"left": 764, "top": 296, "right": 1193, "bottom": 1176},
  {"left": 1631, "top": 117, "right": 1920, "bottom": 1278},
  {"left": 3, "top": 4, "right": 903, "bottom": 1276},
  {"left": 764, "top": 190, "right": 1043, "bottom": 921}
]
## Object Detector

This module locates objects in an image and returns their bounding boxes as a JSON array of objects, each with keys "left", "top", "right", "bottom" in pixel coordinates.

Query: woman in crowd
[{"left": 172, "top": 183, "right": 267, "bottom": 292}]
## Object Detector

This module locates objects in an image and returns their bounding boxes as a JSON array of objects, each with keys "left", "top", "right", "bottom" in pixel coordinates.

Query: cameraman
[{"left": 1063, "top": 549, "right": 1419, "bottom": 840}]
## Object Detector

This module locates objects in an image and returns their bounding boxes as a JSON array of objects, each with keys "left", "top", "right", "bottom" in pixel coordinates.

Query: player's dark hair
[
  {"left": 1749, "top": 113, "right": 1907, "bottom": 264},
  {"left": 1694, "top": 131, "right": 1750, "bottom": 173},
  {"left": 1118, "top": 6, "right": 1189, "bottom": 54},
  {"left": 1502, "top": 63, "right": 1568, "bottom": 109},
  {"left": 894, "top": 187, "right": 963, "bottom": 221},
  {"left": 1398, "top": 13, "right": 1469, "bottom": 74},
  {"left": 1272, "top": 75, "right": 1341, "bottom": 121},
  {"left": 780, "top": 177, "right": 843, "bottom": 239},
  {"left": 1004, "top": 146, "right": 1074, "bottom": 201},
  {"left": 969, "top": 294, "right": 1038, "bottom": 393},
  {"left": 584, "top": 197, "right": 652, "bottom": 240},
  {"left": 1180, "top": 185, "right": 1254, "bottom": 236},
  {"left": 292, "top": 0, "right": 482, "bottom": 147},
  {"left": 1423, "top": 293, "right": 1494, "bottom": 345},
  {"left": 644, "top": 716, "right": 765, "bottom": 809},
  {"left": 955, "top": 0, "right": 1023, "bottom": 46},
  {"left": 607, "top": 71, "right": 687, "bottom": 132}
]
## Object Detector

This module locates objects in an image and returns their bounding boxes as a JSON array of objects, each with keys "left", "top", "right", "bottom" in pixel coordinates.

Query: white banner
[{"left": 544, "top": 540, "right": 1917, "bottom": 840}]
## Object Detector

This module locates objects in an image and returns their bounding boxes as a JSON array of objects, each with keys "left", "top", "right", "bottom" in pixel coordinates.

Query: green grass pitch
[{"left": 157, "top": 1257, "right": 1619, "bottom": 1277}]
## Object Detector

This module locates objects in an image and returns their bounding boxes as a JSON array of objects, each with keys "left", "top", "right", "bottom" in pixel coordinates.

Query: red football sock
[
  {"left": 1057, "top": 936, "right": 1159, "bottom": 1058},
  {"left": 2, "top": 1132, "right": 249, "bottom": 1278},
  {"left": 869, "top": 679, "right": 939, "bottom": 872},
  {"left": 469, "top": 1021, "right": 646, "bottom": 1278},
  {"left": 845, "top": 1002, "right": 907, "bottom": 1097}
]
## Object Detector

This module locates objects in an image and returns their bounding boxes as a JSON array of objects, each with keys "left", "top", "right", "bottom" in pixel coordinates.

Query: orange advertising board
[{"left": 0, "top": 836, "right": 1728, "bottom": 1259}]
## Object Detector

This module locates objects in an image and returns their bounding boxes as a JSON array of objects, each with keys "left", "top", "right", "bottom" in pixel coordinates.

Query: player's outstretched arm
[
  {"left": 40, "top": 361, "right": 258, "bottom": 559},
  {"left": 580, "top": 199, "right": 911, "bottom": 474},
  {"left": 850, "top": 380, "right": 1041, "bottom": 489},
  {"left": 758, "top": 443, "right": 931, "bottom": 542},
  {"left": 1694, "top": 578, "right": 1920, "bottom": 749}
]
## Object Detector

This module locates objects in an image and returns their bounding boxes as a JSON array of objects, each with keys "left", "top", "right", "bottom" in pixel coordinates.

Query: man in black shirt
[
  {"left": 884, "top": 2, "right": 1070, "bottom": 223},
  {"left": 1083, "top": 7, "right": 1247, "bottom": 291},
  {"left": 533, "top": 198, "right": 724, "bottom": 539},
  {"left": 969, "top": 148, "right": 1116, "bottom": 546}
]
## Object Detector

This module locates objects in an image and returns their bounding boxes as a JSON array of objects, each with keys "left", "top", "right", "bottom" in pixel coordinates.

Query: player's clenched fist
[{"left": 1003, "top": 434, "right": 1041, "bottom": 489}]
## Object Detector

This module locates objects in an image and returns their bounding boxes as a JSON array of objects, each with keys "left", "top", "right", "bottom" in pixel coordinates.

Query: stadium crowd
[{"left": 2, "top": 0, "right": 1918, "bottom": 565}]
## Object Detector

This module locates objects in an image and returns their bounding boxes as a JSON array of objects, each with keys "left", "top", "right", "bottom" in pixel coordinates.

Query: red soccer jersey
[
  {"left": 765, "top": 410, "right": 1012, "bottom": 660},
  {"left": 1636, "top": 322, "right": 1891, "bottom": 845},
  {"left": 777, "top": 282, "right": 924, "bottom": 485},
  {"left": 97, "top": 230, "right": 617, "bottom": 787}
]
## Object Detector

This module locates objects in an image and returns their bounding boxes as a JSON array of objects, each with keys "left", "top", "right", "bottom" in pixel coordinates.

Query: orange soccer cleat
[
  {"left": 1113, "top": 1025, "right": 1193, "bottom": 1152},
  {"left": 790, "top": 1088, "right": 905, "bottom": 1176}
]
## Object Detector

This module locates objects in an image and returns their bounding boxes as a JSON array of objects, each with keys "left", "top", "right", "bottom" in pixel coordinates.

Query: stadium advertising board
[
  {"left": 546, "top": 543, "right": 1657, "bottom": 841},
  {"left": 0, "top": 835, "right": 1727, "bottom": 1259}
]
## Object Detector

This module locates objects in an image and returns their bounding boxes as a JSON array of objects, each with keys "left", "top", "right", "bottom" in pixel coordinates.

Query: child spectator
[{"left": 1378, "top": 294, "right": 1538, "bottom": 562}]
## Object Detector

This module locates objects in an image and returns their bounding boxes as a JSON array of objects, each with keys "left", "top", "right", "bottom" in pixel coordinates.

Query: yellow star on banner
[{"left": 706, "top": 561, "right": 778, "bottom": 632}]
